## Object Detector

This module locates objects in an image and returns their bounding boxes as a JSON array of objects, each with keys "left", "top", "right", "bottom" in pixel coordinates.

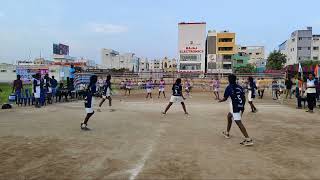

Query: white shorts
[
  {"left": 248, "top": 91, "right": 253, "bottom": 102},
  {"left": 34, "top": 86, "right": 41, "bottom": 98},
  {"left": 214, "top": 88, "right": 219, "bottom": 92},
  {"left": 147, "top": 88, "right": 152, "bottom": 93},
  {"left": 159, "top": 88, "right": 165, "bottom": 92},
  {"left": 126, "top": 86, "right": 131, "bottom": 89},
  {"left": 229, "top": 102, "right": 242, "bottom": 121},
  {"left": 170, "top": 96, "right": 184, "bottom": 103},
  {"left": 85, "top": 99, "right": 94, "bottom": 114},
  {"left": 103, "top": 88, "right": 111, "bottom": 99}
]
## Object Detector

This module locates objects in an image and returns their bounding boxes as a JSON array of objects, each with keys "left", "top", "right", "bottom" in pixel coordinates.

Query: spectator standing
[
  {"left": 50, "top": 76, "right": 58, "bottom": 98},
  {"left": 305, "top": 73, "right": 318, "bottom": 113},
  {"left": 12, "top": 75, "right": 23, "bottom": 104},
  {"left": 285, "top": 77, "right": 293, "bottom": 99}
]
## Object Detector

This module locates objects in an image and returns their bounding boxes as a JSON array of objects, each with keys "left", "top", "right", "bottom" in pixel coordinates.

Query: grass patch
[{"left": 0, "top": 83, "right": 32, "bottom": 104}]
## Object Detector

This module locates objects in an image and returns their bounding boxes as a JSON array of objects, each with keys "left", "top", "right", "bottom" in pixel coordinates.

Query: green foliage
[
  {"left": 266, "top": 50, "right": 286, "bottom": 70},
  {"left": 0, "top": 83, "right": 12, "bottom": 104},
  {"left": 234, "top": 64, "right": 256, "bottom": 73},
  {"left": 301, "top": 60, "right": 320, "bottom": 67}
]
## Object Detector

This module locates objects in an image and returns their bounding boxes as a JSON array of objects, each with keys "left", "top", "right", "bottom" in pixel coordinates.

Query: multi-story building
[
  {"left": 312, "top": 35, "right": 320, "bottom": 61},
  {"left": 232, "top": 52, "right": 249, "bottom": 68},
  {"left": 101, "top": 48, "right": 139, "bottom": 72},
  {"left": 237, "top": 46, "right": 265, "bottom": 64},
  {"left": 178, "top": 22, "right": 206, "bottom": 73},
  {"left": 162, "top": 57, "right": 177, "bottom": 72},
  {"left": 255, "top": 59, "right": 267, "bottom": 73},
  {"left": 139, "top": 58, "right": 149, "bottom": 72},
  {"left": 278, "top": 27, "right": 320, "bottom": 65},
  {"left": 216, "top": 30, "right": 236, "bottom": 74},
  {"left": 149, "top": 59, "right": 163, "bottom": 72}
]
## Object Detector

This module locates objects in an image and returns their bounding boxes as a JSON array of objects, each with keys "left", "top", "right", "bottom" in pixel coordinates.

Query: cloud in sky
[{"left": 89, "top": 23, "right": 128, "bottom": 34}]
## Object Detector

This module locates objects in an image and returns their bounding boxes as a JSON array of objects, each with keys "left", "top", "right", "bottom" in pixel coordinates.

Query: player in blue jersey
[
  {"left": 81, "top": 75, "right": 98, "bottom": 131},
  {"left": 219, "top": 74, "right": 253, "bottom": 146},
  {"left": 162, "top": 78, "right": 188, "bottom": 115},
  {"left": 98, "top": 75, "right": 112, "bottom": 112}
]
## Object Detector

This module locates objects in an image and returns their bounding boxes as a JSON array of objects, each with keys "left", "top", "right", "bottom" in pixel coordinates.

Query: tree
[
  {"left": 266, "top": 50, "right": 286, "bottom": 70},
  {"left": 234, "top": 64, "right": 255, "bottom": 73},
  {"left": 301, "top": 60, "right": 319, "bottom": 67}
]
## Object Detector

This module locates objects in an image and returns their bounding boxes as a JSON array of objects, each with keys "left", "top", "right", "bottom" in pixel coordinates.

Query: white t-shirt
[{"left": 306, "top": 79, "right": 316, "bottom": 94}]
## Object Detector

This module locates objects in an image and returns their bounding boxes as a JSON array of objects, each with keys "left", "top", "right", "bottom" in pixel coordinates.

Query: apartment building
[
  {"left": 279, "top": 27, "right": 320, "bottom": 65},
  {"left": 216, "top": 31, "right": 236, "bottom": 74},
  {"left": 237, "top": 45, "right": 265, "bottom": 64}
]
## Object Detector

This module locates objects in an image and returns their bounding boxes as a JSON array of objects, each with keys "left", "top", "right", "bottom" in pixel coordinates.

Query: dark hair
[
  {"left": 52, "top": 76, "right": 55, "bottom": 79},
  {"left": 17, "top": 75, "right": 21, "bottom": 79},
  {"left": 248, "top": 76, "right": 254, "bottom": 83},
  {"left": 90, "top": 75, "right": 98, "bottom": 85},
  {"left": 176, "top": 78, "right": 182, "bottom": 85},
  {"left": 107, "top": 74, "right": 111, "bottom": 81},
  {"left": 228, "top": 74, "right": 237, "bottom": 84}
]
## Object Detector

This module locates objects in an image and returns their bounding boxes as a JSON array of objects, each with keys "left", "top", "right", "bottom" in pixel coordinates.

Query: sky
[{"left": 0, "top": 0, "right": 320, "bottom": 64}]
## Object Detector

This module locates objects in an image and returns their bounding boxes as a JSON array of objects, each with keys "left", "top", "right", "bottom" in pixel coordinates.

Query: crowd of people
[{"left": 9, "top": 65, "right": 77, "bottom": 108}]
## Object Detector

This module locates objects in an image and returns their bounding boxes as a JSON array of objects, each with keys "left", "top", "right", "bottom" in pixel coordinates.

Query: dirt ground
[{"left": 0, "top": 90, "right": 320, "bottom": 180}]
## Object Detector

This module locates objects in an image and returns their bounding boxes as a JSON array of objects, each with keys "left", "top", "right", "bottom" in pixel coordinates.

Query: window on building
[
  {"left": 218, "top": 38, "right": 233, "bottom": 42},
  {"left": 0, "top": 70, "right": 7, "bottom": 72},
  {"left": 292, "top": 38, "right": 295, "bottom": 42},
  {"left": 308, "top": 47, "right": 311, "bottom": 50},
  {"left": 256, "top": 53, "right": 260, "bottom": 55},
  {"left": 223, "top": 64, "right": 232, "bottom": 69},
  {"left": 218, "top": 47, "right": 233, "bottom": 51},
  {"left": 237, "top": 60, "right": 244, "bottom": 64},
  {"left": 299, "top": 37, "right": 303, "bottom": 40},
  {"left": 12, "top": 70, "right": 16, "bottom": 72},
  {"left": 180, "top": 64, "right": 201, "bottom": 70},
  {"left": 298, "top": 47, "right": 302, "bottom": 50},
  {"left": 208, "top": 62, "right": 216, "bottom": 69},
  {"left": 313, "top": 47, "right": 319, "bottom": 50},
  {"left": 223, "top": 55, "right": 232, "bottom": 60},
  {"left": 249, "top": 53, "right": 252, "bottom": 55},
  {"left": 241, "top": 47, "right": 247, "bottom": 50},
  {"left": 313, "top": 56, "right": 318, "bottom": 60},
  {"left": 180, "top": 54, "right": 200, "bottom": 61}
]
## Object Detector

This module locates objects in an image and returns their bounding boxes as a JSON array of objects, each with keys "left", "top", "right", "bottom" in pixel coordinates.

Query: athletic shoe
[
  {"left": 185, "top": 112, "right": 189, "bottom": 115},
  {"left": 80, "top": 123, "right": 85, "bottom": 129},
  {"left": 306, "top": 110, "right": 314, "bottom": 113},
  {"left": 162, "top": 112, "right": 166, "bottom": 115},
  {"left": 222, "top": 131, "right": 230, "bottom": 139},
  {"left": 240, "top": 139, "right": 254, "bottom": 146}
]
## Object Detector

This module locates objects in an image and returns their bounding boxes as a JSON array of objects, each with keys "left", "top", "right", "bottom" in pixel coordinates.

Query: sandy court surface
[{"left": 0, "top": 91, "right": 320, "bottom": 180}]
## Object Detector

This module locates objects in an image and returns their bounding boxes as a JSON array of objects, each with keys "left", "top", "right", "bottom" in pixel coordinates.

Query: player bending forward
[
  {"left": 98, "top": 75, "right": 112, "bottom": 112},
  {"left": 162, "top": 78, "right": 188, "bottom": 115},
  {"left": 219, "top": 74, "right": 253, "bottom": 146},
  {"left": 81, "top": 75, "right": 98, "bottom": 131}
]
